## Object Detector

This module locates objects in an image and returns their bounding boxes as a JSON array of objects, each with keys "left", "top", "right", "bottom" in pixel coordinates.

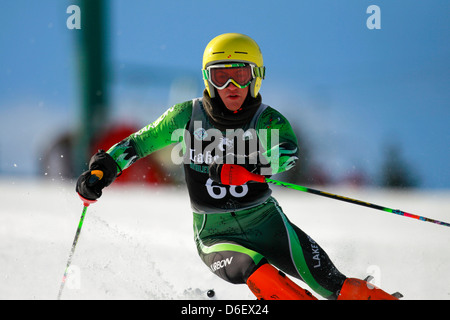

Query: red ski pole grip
[
  {"left": 77, "top": 193, "right": 97, "bottom": 207},
  {"left": 220, "top": 164, "right": 266, "bottom": 185}
]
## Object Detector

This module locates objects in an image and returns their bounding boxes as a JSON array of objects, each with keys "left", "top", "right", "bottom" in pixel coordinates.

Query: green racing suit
[{"left": 106, "top": 97, "right": 347, "bottom": 299}]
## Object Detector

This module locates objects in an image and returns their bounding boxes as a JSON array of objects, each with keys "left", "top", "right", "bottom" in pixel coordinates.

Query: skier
[{"left": 76, "top": 33, "right": 399, "bottom": 300}]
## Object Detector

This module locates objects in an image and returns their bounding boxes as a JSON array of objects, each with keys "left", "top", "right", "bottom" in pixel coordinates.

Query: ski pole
[
  {"left": 57, "top": 170, "right": 102, "bottom": 300},
  {"left": 219, "top": 164, "right": 450, "bottom": 228}
]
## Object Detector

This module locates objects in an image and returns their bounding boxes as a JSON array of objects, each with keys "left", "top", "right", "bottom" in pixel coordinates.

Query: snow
[{"left": 0, "top": 178, "right": 449, "bottom": 300}]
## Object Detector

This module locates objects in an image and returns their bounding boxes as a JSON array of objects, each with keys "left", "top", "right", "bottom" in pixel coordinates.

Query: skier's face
[{"left": 217, "top": 83, "right": 249, "bottom": 112}]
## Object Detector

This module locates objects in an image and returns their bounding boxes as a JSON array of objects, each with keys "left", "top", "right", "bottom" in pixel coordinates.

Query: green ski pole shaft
[
  {"left": 265, "top": 178, "right": 450, "bottom": 228},
  {"left": 219, "top": 164, "right": 450, "bottom": 229},
  {"left": 57, "top": 202, "right": 90, "bottom": 300},
  {"left": 57, "top": 171, "right": 102, "bottom": 300}
]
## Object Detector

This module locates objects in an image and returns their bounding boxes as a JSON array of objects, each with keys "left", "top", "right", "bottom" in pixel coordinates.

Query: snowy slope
[{"left": 1, "top": 178, "right": 449, "bottom": 300}]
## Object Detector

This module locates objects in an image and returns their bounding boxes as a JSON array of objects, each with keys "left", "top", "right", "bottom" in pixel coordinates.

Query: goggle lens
[{"left": 210, "top": 65, "right": 253, "bottom": 88}]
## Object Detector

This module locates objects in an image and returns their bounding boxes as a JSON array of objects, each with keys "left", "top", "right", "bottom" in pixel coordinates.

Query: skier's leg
[
  {"left": 269, "top": 201, "right": 399, "bottom": 300},
  {"left": 196, "top": 237, "right": 317, "bottom": 300},
  {"left": 196, "top": 238, "right": 266, "bottom": 284},
  {"left": 263, "top": 200, "right": 346, "bottom": 299},
  {"left": 193, "top": 208, "right": 319, "bottom": 300}
]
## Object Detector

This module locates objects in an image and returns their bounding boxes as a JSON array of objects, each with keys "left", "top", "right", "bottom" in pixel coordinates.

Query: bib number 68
[{"left": 205, "top": 178, "right": 248, "bottom": 199}]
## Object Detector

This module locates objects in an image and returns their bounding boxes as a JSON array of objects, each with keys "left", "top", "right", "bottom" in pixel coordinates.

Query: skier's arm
[
  {"left": 107, "top": 101, "right": 193, "bottom": 173},
  {"left": 76, "top": 101, "right": 192, "bottom": 200},
  {"left": 256, "top": 107, "right": 299, "bottom": 175}
]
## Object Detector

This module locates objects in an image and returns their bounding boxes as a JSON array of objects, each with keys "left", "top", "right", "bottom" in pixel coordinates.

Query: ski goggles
[{"left": 203, "top": 63, "right": 265, "bottom": 90}]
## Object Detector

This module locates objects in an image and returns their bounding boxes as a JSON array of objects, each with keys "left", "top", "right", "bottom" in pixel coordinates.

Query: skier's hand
[
  {"left": 209, "top": 161, "right": 224, "bottom": 184},
  {"left": 76, "top": 150, "right": 119, "bottom": 200}
]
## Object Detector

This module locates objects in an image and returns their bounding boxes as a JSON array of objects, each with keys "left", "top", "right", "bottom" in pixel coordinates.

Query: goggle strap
[
  {"left": 202, "top": 69, "right": 209, "bottom": 80},
  {"left": 253, "top": 66, "right": 265, "bottom": 79}
]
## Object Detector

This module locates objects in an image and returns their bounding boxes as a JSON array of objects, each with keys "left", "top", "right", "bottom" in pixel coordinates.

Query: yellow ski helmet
[{"left": 202, "top": 33, "right": 265, "bottom": 98}]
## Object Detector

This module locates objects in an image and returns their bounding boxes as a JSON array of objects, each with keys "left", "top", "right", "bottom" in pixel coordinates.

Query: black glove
[
  {"left": 76, "top": 150, "right": 119, "bottom": 200},
  {"left": 209, "top": 161, "right": 224, "bottom": 184}
]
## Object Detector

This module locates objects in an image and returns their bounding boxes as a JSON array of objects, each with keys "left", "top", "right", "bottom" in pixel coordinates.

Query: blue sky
[{"left": 0, "top": 0, "right": 449, "bottom": 188}]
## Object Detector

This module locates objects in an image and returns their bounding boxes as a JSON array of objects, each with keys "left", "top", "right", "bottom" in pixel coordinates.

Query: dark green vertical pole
[{"left": 74, "top": 0, "right": 109, "bottom": 174}]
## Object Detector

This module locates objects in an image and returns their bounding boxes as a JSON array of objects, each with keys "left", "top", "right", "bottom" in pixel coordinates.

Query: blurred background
[{"left": 1, "top": 0, "right": 449, "bottom": 190}]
